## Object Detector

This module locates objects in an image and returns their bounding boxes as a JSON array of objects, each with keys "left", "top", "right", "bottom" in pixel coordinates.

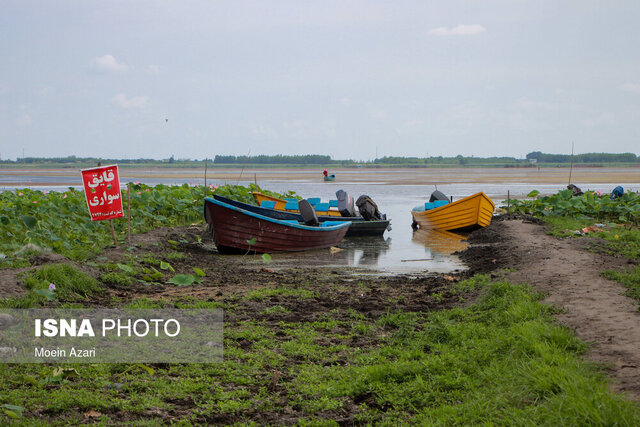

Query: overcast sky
[{"left": 1, "top": 1, "right": 639, "bottom": 161}]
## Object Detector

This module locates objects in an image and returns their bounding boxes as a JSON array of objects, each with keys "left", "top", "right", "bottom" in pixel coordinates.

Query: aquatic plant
[
  {"left": 507, "top": 189, "right": 640, "bottom": 224},
  {"left": 0, "top": 183, "right": 294, "bottom": 260}
]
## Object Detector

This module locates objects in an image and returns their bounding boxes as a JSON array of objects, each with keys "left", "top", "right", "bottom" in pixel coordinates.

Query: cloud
[
  {"left": 251, "top": 125, "right": 277, "bottom": 139},
  {"left": 428, "top": 24, "right": 486, "bottom": 36},
  {"left": 16, "top": 113, "right": 33, "bottom": 127},
  {"left": 112, "top": 93, "right": 148, "bottom": 109},
  {"left": 403, "top": 119, "right": 424, "bottom": 127},
  {"left": 371, "top": 110, "right": 387, "bottom": 120},
  {"left": 620, "top": 83, "right": 640, "bottom": 94},
  {"left": 515, "top": 97, "right": 558, "bottom": 111},
  {"left": 282, "top": 119, "right": 310, "bottom": 129},
  {"left": 582, "top": 112, "right": 616, "bottom": 128},
  {"left": 92, "top": 54, "right": 129, "bottom": 72}
]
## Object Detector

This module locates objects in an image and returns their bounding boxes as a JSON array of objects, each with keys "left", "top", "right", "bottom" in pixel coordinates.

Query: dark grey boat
[{"left": 211, "top": 195, "right": 390, "bottom": 237}]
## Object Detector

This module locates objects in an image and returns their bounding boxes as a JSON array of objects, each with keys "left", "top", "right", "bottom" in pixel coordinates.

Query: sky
[{"left": 1, "top": 0, "right": 639, "bottom": 161}]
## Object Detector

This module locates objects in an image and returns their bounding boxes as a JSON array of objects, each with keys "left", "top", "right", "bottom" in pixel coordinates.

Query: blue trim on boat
[{"left": 204, "top": 197, "right": 351, "bottom": 232}]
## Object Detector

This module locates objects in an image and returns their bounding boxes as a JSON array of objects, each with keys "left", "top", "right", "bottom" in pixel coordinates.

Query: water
[
  {"left": 253, "top": 182, "right": 471, "bottom": 274},
  {"left": 2, "top": 170, "right": 636, "bottom": 274}
]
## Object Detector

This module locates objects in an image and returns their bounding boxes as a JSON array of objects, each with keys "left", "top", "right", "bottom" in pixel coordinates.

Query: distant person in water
[
  {"left": 323, "top": 170, "right": 328, "bottom": 177},
  {"left": 567, "top": 184, "right": 583, "bottom": 196},
  {"left": 610, "top": 186, "right": 624, "bottom": 200}
]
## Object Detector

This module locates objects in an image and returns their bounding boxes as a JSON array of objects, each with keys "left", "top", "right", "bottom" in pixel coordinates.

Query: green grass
[
  {"left": 245, "top": 286, "right": 317, "bottom": 301},
  {"left": 100, "top": 272, "right": 133, "bottom": 286},
  {"left": 290, "top": 276, "right": 638, "bottom": 424},
  {"left": 544, "top": 217, "right": 640, "bottom": 259},
  {"left": 0, "top": 264, "right": 103, "bottom": 309},
  {"left": 603, "top": 265, "right": 640, "bottom": 307},
  {"left": 595, "top": 226, "right": 640, "bottom": 259},
  {"left": 1, "top": 275, "right": 637, "bottom": 424},
  {"left": 544, "top": 216, "right": 604, "bottom": 237},
  {"left": 23, "top": 264, "right": 103, "bottom": 300},
  {"left": 164, "top": 252, "right": 186, "bottom": 261}
]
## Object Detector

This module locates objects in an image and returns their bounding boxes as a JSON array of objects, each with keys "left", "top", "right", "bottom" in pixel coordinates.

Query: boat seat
[
  {"left": 260, "top": 201, "right": 276, "bottom": 209},
  {"left": 329, "top": 200, "right": 338, "bottom": 207},
  {"left": 285, "top": 198, "right": 298, "bottom": 202},
  {"left": 314, "top": 203, "right": 330, "bottom": 212},
  {"left": 284, "top": 201, "right": 299, "bottom": 210},
  {"left": 424, "top": 200, "right": 449, "bottom": 210},
  {"left": 298, "top": 199, "right": 319, "bottom": 226},
  {"left": 307, "top": 197, "right": 321, "bottom": 206}
]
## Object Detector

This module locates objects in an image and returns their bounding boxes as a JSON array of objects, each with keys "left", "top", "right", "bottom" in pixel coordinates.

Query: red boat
[{"left": 203, "top": 197, "right": 351, "bottom": 254}]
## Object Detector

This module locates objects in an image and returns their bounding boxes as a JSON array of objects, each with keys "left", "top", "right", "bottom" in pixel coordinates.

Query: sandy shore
[{"left": 1, "top": 166, "right": 639, "bottom": 186}]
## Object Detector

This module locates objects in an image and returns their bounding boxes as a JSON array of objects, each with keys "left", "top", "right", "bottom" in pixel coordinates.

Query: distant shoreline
[
  {"left": 2, "top": 166, "right": 638, "bottom": 186},
  {"left": 1, "top": 163, "right": 640, "bottom": 170}
]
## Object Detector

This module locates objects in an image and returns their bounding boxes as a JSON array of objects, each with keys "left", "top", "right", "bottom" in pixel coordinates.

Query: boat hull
[
  {"left": 204, "top": 198, "right": 350, "bottom": 253},
  {"left": 213, "top": 195, "right": 389, "bottom": 236},
  {"left": 411, "top": 192, "right": 494, "bottom": 231}
]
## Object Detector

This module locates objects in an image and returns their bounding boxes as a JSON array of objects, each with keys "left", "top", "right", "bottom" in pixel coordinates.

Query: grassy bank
[
  {"left": 2, "top": 273, "right": 637, "bottom": 424},
  {"left": 2, "top": 185, "right": 639, "bottom": 423}
]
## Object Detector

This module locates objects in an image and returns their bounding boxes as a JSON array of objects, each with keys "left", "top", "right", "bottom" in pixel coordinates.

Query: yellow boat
[
  {"left": 252, "top": 192, "right": 289, "bottom": 210},
  {"left": 411, "top": 192, "right": 495, "bottom": 231},
  {"left": 252, "top": 192, "right": 342, "bottom": 216}
]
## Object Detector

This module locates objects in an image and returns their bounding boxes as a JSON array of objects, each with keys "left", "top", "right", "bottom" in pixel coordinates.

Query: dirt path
[{"left": 462, "top": 217, "right": 640, "bottom": 398}]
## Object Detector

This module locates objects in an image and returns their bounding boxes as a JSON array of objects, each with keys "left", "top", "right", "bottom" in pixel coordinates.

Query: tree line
[
  {"left": 1, "top": 152, "right": 638, "bottom": 166},
  {"left": 525, "top": 152, "right": 638, "bottom": 163},
  {"left": 212, "top": 154, "right": 337, "bottom": 164}
]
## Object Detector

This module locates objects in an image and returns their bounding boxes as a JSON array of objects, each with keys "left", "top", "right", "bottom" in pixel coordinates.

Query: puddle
[{"left": 238, "top": 228, "right": 468, "bottom": 275}]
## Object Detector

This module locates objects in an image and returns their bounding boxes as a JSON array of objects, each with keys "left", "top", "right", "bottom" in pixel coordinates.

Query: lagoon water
[
  {"left": 209, "top": 180, "right": 638, "bottom": 275},
  {"left": 2, "top": 168, "right": 638, "bottom": 274}
]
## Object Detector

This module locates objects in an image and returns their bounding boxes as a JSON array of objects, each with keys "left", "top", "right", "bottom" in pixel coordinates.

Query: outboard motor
[
  {"left": 299, "top": 199, "right": 319, "bottom": 226},
  {"left": 355, "top": 195, "right": 384, "bottom": 221},
  {"left": 336, "top": 189, "right": 355, "bottom": 217},
  {"left": 429, "top": 190, "right": 449, "bottom": 202}
]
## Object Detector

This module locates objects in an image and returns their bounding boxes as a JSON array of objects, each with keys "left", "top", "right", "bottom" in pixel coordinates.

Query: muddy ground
[
  {"left": 1, "top": 227, "right": 473, "bottom": 424},
  {"left": 461, "top": 215, "right": 640, "bottom": 399},
  {"left": 3, "top": 214, "right": 640, "bottom": 413},
  {"left": 1, "top": 225, "right": 467, "bottom": 312}
]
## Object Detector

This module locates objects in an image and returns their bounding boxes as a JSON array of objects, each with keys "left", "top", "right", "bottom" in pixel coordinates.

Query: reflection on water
[
  {"left": 331, "top": 236, "right": 390, "bottom": 267},
  {"left": 263, "top": 236, "right": 391, "bottom": 269},
  {"left": 411, "top": 228, "right": 468, "bottom": 256},
  {"left": 248, "top": 229, "right": 468, "bottom": 275}
]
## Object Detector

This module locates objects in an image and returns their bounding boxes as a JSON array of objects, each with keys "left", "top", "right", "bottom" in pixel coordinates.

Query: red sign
[{"left": 81, "top": 165, "right": 124, "bottom": 221}]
